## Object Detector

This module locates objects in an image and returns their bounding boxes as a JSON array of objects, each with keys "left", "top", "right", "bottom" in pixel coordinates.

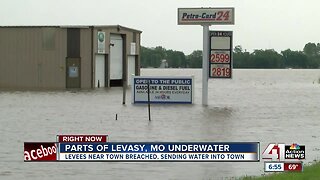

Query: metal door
[
  {"left": 110, "top": 34, "right": 123, "bottom": 80},
  {"left": 66, "top": 58, "right": 81, "bottom": 88}
]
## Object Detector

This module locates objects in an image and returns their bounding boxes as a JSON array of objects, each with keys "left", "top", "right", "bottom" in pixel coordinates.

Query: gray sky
[{"left": 1, "top": 0, "right": 320, "bottom": 54}]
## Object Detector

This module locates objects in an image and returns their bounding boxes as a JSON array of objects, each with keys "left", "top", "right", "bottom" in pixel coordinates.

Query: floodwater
[{"left": 1, "top": 69, "right": 320, "bottom": 180}]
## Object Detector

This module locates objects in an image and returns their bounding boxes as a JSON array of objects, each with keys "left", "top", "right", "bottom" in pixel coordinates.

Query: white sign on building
[{"left": 97, "top": 31, "right": 105, "bottom": 54}]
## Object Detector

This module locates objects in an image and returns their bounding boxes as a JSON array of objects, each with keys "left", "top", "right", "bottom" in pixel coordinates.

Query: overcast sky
[{"left": 1, "top": 0, "right": 320, "bottom": 54}]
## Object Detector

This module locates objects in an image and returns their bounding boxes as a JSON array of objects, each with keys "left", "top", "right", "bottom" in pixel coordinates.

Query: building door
[
  {"left": 95, "top": 55, "right": 105, "bottom": 88},
  {"left": 66, "top": 28, "right": 80, "bottom": 88},
  {"left": 110, "top": 34, "right": 123, "bottom": 87},
  {"left": 66, "top": 58, "right": 81, "bottom": 88}
]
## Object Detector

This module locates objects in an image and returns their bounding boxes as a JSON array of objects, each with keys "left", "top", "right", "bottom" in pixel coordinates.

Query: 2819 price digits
[{"left": 211, "top": 67, "right": 231, "bottom": 78}]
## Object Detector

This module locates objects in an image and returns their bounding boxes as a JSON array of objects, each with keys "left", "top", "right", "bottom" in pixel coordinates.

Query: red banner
[
  {"left": 24, "top": 142, "right": 57, "bottom": 161},
  {"left": 57, "top": 135, "right": 108, "bottom": 142}
]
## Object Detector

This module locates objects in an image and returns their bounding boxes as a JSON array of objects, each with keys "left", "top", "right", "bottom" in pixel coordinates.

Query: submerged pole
[
  {"left": 122, "top": 80, "right": 126, "bottom": 105},
  {"left": 202, "top": 25, "right": 209, "bottom": 106},
  {"left": 147, "top": 80, "right": 151, "bottom": 121}
]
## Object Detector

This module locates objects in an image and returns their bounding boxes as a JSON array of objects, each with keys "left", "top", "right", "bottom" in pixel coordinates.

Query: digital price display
[{"left": 209, "top": 31, "right": 233, "bottom": 78}]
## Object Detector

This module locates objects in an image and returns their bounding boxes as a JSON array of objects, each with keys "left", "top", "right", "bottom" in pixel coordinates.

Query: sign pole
[
  {"left": 202, "top": 25, "right": 209, "bottom": 106},
  {"left": 147, "top": 80, "right": 151, "bottom": 121}
]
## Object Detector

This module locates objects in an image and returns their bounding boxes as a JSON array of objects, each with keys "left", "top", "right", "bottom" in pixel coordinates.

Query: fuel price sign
[{"left": 209, "top": 31, "right": 233, "bottom": 78}]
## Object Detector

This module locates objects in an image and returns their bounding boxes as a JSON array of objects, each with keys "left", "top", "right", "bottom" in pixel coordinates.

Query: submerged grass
[{"left": 241, "top": 161, "right": 320, "bottom": 180}]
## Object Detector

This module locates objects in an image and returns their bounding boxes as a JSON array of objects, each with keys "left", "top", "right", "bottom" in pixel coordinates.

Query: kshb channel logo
[{"left": 262, "top": 143, "right": 305, "bottom": 161}]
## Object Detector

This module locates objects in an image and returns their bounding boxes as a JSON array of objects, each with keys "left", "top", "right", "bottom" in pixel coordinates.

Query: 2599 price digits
[
  {"left": 211, "top": 67, "right": 231, "bottom": 77},
  {"left": 210, "top": 53, "right": 230, "bottom": 63}
]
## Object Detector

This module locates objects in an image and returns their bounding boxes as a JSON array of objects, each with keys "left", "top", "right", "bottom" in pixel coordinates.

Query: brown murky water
[{"left": 1, "top": 69, "right": 320, "bottom": 179}]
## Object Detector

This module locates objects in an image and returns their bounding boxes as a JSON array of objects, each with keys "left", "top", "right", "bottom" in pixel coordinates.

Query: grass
[{"left": 241, "top": 161, "right": 320, "bottom": 180}]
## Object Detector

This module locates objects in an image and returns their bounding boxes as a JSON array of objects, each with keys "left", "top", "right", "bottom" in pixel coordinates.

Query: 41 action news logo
[{"left": 262, "top": 143, "right": 305, "bottom": 161}]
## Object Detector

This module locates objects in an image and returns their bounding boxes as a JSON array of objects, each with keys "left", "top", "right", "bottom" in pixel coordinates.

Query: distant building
[
  {"left": 159, "top": 59, "right": 169, "bottom": 68},
  {"left": 0, "top": 25, "right": 142, "bottom": 89}
]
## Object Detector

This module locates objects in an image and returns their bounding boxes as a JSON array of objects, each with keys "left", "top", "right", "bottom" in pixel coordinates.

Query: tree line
[{"left": 140, "top": 42, "right": 320, "bottom": 68}]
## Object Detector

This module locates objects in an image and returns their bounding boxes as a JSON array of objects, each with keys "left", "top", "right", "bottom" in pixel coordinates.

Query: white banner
[
  {"left": 59, "top": 152, "right": 257, "bottom": 161},
  {"left": 132, "top": 76, "right": 194, "bottom": 104}
]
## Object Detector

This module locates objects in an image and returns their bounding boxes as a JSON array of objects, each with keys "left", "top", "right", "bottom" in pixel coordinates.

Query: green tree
[
  {"left": 141, "top": 43, "right": 320, "bottom": 69},
  {"left": 187, "top": 50, "right": 202, "bottom": 68},
  {"left": 140, "top": 46, "right": 165, "bottom": 67},
  {"left": 250, "top": 49, "right": 283, "bottom": 68},
  {"left": 140, "top": 46, "right": 152, "bottom": 67},
  {"left": 166, "top": 50, "right": 186, "bottom": 68},
  {"left": 317, "top": 43, "right": 320, "bottom": 55},
  {"left": 233, "top": 45, "right": 251, "bottom": 68},
  {"left": 234, "top": 45, "right": 243, "bottom": 53},
  {"left": 281, "top": 49, "right": 308, "bottom": 68},
  {"left": 303, "top": 42, "right": 317, "bottom": 57},
  {"left": 303, "top": 43, "right": 320, "bottom": 68}
]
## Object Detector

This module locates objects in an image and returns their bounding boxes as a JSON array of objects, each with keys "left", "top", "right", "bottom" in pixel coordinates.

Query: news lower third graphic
[
  {"left": 24, "top": 135, "right": 306, "bottom": 173},
  {"left": 58, "top": 142, "right": 259, "bottom": 161},
  {"left": 262, "top": 143, "right": 305, "bottom": 172},
  {"left": 24, "top": 135, "right": 259, "bottom": 162}
]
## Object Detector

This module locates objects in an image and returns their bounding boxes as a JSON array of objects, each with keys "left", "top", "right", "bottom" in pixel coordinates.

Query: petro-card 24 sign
[{"left": 178, "top": 8, "right": 235, "bottom": 25}]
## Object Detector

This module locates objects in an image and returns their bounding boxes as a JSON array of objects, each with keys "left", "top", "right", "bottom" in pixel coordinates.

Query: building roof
[
  {"left": 94, "top": 25, "right": 142, "bottom": 33},
  {"left": 0, "top": 24, "right": 142, "bottom": 33}
]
